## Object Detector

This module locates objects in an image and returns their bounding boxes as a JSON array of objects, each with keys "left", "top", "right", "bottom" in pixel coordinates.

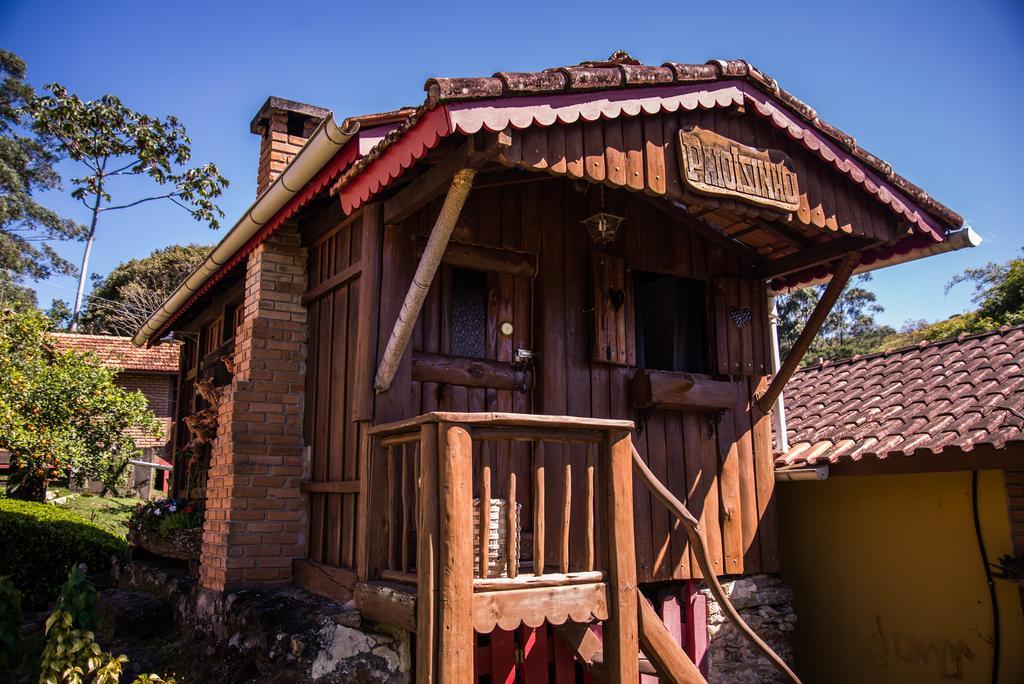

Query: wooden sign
[{"left": 676, "top": 126, "right": 800, "bottom": 212}]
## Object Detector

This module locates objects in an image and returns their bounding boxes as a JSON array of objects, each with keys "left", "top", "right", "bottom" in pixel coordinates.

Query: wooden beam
[
  {"left": 755, "top": 236, "right": 873, "bottom": 280},
  {"left": 301, "top": 261, "right": 361, "bottom": 305},
  {"left": 639, "top": 195, "right": 758, "bottom": 259},
  {"left": 472, "top": 570, "right": 605, "bottom": 592},
  {"left": 756, "top": 252, "right": 860, "bottom": 414},
  {"left": 352, "top": 203, "right": 383, "bottom": 421},
  {"left": 384, "top": 131, "right": 511, "bottom": 225},
  {"left": 631, "top": 370, "right": 737, "bottom": 412},
  {"left": 637, "top": 592, "right": 707, "bottom": 683},
  {"left": 293, "top": 559, "right": 357, "bottom": 604},
  {"left": 415, "top": 237, "right": 538, "bottom": 278},
  {"left": 412, "top": 351, "right": 533, "bottom": 392},
  {"left": 354, "top": 581, "right": 416, "bottom": 632}
]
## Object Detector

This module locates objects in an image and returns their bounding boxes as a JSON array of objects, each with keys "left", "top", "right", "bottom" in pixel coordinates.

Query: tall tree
[
  {"left": 29, "top": 85, "right": 229, "bottom": 330},
  {"left": 0, "top": 50, "right": 83, "bottom": 308},
  {"left": 80, "top": 243, "right": 211, "bottom": 336},
  {"left": 777, "top": 273, "right": 895, "bottom": 364}
]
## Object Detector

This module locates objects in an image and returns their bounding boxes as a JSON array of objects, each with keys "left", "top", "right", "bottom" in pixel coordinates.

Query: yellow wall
[{"left": 779, "top": 470, "right": 1024, "bottom": 684}]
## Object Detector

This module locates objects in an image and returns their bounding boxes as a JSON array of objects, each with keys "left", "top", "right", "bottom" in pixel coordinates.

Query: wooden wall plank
[
  {"left": 752, "top": 376, "right": 780, "bottom": 571},
  {"left": 358, "top": 174, "right": 782, "bottom": 586}
]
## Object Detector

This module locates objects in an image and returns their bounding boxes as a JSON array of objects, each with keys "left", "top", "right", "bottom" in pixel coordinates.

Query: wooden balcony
[
  {"left": 352, "top": 410, "right": 747, "bottom": 684},
  {"left": 361, "top": 412, "right": 640, "bottom": 682}
]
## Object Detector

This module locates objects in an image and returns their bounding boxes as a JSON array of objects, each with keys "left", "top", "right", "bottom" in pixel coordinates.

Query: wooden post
[
  {"left": 756, "top": 252, "right": 860, "bottom": 414},
  {"left": 604, "top": 429, "right": 640, "bottom": 683},
  {"left": 438, "top": 423, "right": 475, "bottom": 683},
  {"left": 416, "top": 424, "right": 440, "bottom": 683},
  {"left": 479, "top": 448, "right": 491, "bottom": 579},
  {"left": 534, "top": 442, "right": 545, "bottom": 576}
]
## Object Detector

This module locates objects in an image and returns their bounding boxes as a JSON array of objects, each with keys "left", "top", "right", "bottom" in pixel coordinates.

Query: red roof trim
[
  {"left": 339, "top": 107, "right": 450, "bottom": 215},
  {"left": 738, "top": 84, "right": 943, "bottom": 240},
  {"left": 150, "top": 139, "right": 360, "bottom": 343},
  {"left": 336, "top": 82, "right": 945, "bottom": 239},
  {"left": 772, "top": 233, "right": 938, "bottom": 290}
]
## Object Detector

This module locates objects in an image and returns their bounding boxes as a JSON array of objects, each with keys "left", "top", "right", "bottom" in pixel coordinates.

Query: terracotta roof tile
[
  {"left": 778, "top": 325, "right": 1024, "bottom": 467},
  {"left": 51, "top": 333, "right": 180, "bottom": 373},
  {"left": 414, "top": 52, "right": 961, "bottom": 231}
]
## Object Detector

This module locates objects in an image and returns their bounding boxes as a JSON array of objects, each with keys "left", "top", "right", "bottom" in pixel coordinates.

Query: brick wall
[
  {"left": 117, "top": 372, "right": 174, "bottom": 449},
  {"left": 200, "top": 224, "right": 309, "bottom": 591}
]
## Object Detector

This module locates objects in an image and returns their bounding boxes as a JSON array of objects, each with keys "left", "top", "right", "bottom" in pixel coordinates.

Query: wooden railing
[
  {"left": 362, "top": 411, "right": 798, "bottom": 684},
  {"left": 365, "top": 412, "right": 639, "bottom": 682}
]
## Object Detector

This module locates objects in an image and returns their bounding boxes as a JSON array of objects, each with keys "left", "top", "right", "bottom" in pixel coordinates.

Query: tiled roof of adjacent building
[
  {"left": 51, "top": 333, "right": 180, "bottom": 373},
  {"left": 777, "top": 325, "right": 1024, "bottom": 467}
]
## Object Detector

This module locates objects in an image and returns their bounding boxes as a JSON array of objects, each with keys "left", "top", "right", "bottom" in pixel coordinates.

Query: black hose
[{"left": 972, "top": 470, "right": 1000, "bottom": 684}]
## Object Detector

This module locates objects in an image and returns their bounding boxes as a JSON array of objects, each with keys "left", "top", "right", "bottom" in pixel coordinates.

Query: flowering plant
[{"left": 128, "top": 498, "right": 202, "bottom": 538}]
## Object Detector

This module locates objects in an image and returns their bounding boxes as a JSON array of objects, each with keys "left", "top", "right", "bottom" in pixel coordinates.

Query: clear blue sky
[{"left": 2, "top": 0, "right": 1022, "bottom": 328}]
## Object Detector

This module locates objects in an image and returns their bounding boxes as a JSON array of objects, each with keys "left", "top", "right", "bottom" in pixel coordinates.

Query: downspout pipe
[
  {"left": 374, "top": 167, "right": 477, "bottom": 393},
  {"left": 768, "top": 294, "right": 789, "bottom": 454},
  {"left": 131, "top": 114, "right": 358, "bottom": 347}
]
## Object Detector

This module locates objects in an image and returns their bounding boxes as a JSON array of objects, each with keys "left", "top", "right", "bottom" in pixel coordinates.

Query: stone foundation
[
  {"left": 700, "top": 574, "right": 796, "bottom": 683},
  {"left": 116, "top": 561, "right": 410, "bottom": 683}
]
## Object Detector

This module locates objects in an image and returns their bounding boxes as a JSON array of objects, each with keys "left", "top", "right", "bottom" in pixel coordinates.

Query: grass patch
[{"left": 55, "top": 493, "right": 141, "bottom": 538}]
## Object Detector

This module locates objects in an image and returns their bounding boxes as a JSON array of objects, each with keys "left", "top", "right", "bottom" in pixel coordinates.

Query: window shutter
[
  {"left": 712, "top": 277, "right": 769, "bottom": 377},
  {"left": 592, "top": 253, "right": 632, "bottom": 366}
]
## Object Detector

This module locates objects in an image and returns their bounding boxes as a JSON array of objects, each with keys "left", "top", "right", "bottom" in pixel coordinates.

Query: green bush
[{"left": 0, "top": 499, "right": 126, "bottom": 610}]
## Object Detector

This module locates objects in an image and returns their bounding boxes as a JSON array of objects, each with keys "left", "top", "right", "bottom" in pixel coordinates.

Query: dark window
[
  {"left": 286, "top": 112, "right": 306, "bottom": 138},
  {"left": 634, "top": 272, "right": 709, "bottom": 373},
  {"left": 449, "top": 268, "right": 488, "bottom": 359}
]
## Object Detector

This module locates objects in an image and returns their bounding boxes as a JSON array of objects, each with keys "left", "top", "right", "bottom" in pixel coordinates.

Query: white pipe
[
  {"left": 775, "top": 226, "right": 982, "bottom": 293},
  {"left": 132, "top": 115, "right": 359, "bottom": 347},
  {"left": 768, "top": 294, "right": 790, "bottom": 454},
  {"left": 775, "top": 465, "right": 829, "bottom": 482},
  {"left": 128, "top": 459, "right": 173, "bottom": 471}
]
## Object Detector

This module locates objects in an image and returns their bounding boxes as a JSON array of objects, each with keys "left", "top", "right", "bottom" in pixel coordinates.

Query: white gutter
[
  {"left": 774, "top": 225, "right": 982, "bottom": 293},
  {"left": 131, "top": 115, "right": 359, "bottom": 347},
  {"left": 775, "top": 465, "right": 829, "bottom": 482}
]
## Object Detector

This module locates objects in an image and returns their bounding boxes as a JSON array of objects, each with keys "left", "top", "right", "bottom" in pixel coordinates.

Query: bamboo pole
[{"left": 374, "top": 168, "right": 477, "bottom": 393}]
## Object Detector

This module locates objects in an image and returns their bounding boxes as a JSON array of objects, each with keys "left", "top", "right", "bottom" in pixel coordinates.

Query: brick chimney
[{"left": 250, "top": 97, "right": 330, "bottom": 195}]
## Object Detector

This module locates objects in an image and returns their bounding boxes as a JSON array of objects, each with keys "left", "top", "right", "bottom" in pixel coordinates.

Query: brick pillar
[{"left": 200, "top": 225, "right": 308, "bottom": 591}]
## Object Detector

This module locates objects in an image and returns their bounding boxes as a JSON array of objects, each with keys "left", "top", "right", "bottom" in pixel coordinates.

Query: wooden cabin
[{"left": 133, "top": 53, "right": 970, "bottom": 682}]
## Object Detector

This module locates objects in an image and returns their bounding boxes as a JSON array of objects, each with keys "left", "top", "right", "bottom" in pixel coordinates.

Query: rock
[
  {"left": 699, "top": 574, "right": 797, "bottom": 684},
  {"left": 99, "top": 588, "right": 174, "bottom": 640},
  {"left": 118, "top": 560, "right": 411, "bottom": 683}
]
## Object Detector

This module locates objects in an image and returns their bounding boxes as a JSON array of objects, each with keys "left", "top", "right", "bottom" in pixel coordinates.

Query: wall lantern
[
  {"left": 581, "top": 185, "right": 624, "bottom": 245},
  {"left": 582, "top": 211, "right": 625, "bottom": 245}
]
